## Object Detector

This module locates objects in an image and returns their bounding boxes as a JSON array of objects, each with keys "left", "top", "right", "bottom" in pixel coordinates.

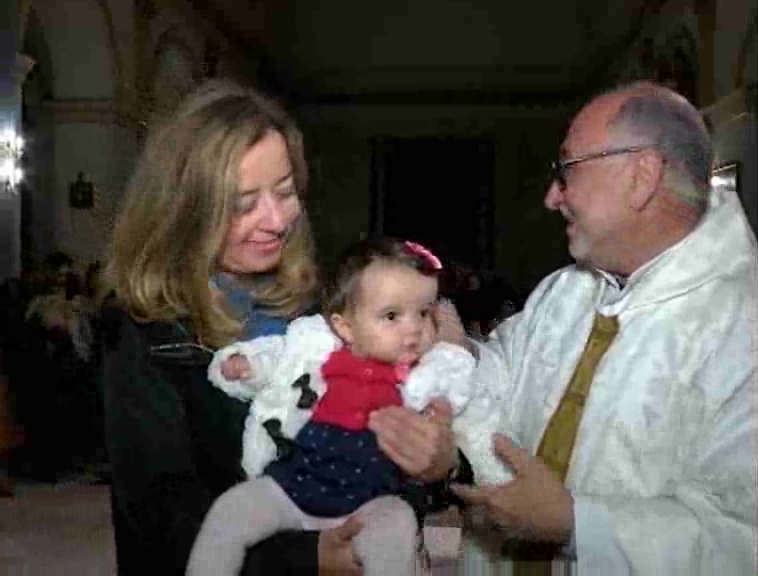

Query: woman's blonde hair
[{"left": 101, "top": 79, "right": 318, "bottom": 347}]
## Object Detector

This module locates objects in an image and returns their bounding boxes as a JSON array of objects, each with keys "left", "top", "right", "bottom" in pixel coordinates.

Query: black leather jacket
[{"left": 99, "top": 304, "right": 320, "bottom": 575}]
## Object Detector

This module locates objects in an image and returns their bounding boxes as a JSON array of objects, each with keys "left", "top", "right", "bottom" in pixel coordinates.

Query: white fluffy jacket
[{"left": 207, "top": 314, "right": 505, "bottom": 481}]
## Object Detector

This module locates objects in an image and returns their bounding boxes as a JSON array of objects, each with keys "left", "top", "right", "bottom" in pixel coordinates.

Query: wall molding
[
  {"left": 44, "top": 98, "right": 140, "bottom": 129},
  {"left": 17, "top": 0, "right": 34, "bottom": 49},
  {"left": 93, "top": 0, "right": 124, "bottom": 86},
  {"left": 700, "top": 87, "right": 751, "bottom": 129}
]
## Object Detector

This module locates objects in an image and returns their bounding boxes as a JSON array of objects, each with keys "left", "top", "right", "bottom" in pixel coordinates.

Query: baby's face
[{"left": 335, "top": 262, "right": 438, "bottom": 365}]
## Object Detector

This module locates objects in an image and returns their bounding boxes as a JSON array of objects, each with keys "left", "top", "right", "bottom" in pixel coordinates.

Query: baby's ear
[{"left": 329, "top": 313, "right": 354, "bottom": 345}]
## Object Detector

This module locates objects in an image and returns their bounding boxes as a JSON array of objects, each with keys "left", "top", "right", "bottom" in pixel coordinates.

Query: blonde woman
[{"left": 99, "top": 79, "right": 460, "bottom": 576}]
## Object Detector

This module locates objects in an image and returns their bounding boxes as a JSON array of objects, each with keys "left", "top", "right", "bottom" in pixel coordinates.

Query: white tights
[{"left": 186, "top": 476, "right": 423, "bottom": 575}]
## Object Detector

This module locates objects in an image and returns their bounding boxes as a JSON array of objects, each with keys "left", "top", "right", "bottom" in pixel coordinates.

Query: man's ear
[
  {"left": 329, "top": 313, "right": 353, "bottom": 345},
  {"left": 630, "top": 150, "right": 665, "bottom": 210}
]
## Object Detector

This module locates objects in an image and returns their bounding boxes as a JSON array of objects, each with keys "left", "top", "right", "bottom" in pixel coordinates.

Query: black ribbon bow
[
  {"left": 261, "top": 418, "right": 295, "bottom": 461},
  {"left": 292, "top": 373, "right": 318, "bottom": 409}
]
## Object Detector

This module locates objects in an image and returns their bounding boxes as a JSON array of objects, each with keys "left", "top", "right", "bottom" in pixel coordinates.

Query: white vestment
[{"left": 463, "top": 186, "right": 757, "bottom": 575}]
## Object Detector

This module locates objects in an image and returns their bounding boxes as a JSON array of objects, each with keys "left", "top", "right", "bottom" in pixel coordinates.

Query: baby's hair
[{"left": 323, "top": 237, "right": 442, "bottom": 316}]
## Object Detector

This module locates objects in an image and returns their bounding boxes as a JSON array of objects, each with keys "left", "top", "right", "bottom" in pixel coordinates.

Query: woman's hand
[
  {"left": 368, "top": 397, "right": 458, "bottom": 483},
  {"left": 318, "top": 516, "right": 363, "bottom": 575}
]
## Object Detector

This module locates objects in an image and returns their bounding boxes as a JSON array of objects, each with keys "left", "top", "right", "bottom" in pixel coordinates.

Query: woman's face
[{"left": 218, "top": 130, "right": 302, "bottom": 275}]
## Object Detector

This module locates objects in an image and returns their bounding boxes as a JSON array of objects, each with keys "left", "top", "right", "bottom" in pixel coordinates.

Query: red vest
[{"left": 310, "top": 348, "right": 403, "bottom": 431}]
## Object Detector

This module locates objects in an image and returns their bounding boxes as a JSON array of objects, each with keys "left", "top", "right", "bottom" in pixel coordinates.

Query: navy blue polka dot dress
[{"left": 265, "top": 348, "right": 405, "bottom": 517}]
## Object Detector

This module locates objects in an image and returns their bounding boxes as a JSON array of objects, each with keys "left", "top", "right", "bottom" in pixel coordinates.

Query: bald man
[{"left": 448, "top": 82, "right": 756, "bottom": 575}]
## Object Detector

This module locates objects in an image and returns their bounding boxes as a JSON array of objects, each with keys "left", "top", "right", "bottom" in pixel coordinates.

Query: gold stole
[
  {"left": 537, "top": 313, "right": 619, "bottom": 481},
  {"left": 512, "top": 313, "right": 619, "bottom": 575}
]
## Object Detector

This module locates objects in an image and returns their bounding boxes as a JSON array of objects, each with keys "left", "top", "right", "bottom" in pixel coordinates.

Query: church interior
[{"left": 1, "top": 0, "right": 755, "bottom": 573}]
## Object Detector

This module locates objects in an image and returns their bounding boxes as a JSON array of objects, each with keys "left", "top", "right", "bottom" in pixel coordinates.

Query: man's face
[{"left": 544, "top": 96, "right": 638, "bottom": 272}]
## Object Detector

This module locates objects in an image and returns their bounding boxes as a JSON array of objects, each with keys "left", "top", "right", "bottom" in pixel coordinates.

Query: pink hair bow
[{"left": 404, "top": 241, "right": 443, "bottom": 270}]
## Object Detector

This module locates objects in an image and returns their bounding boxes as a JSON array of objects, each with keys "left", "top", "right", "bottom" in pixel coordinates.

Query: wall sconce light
[
  {"left": 710, "top": 162, "right": 739, "bottom": 193},
  {"left": 0, "top": 128, "right": 24, "bottom": 195},
  {"left": 69, "top": 171, "right": 95, "bottom": 209}
]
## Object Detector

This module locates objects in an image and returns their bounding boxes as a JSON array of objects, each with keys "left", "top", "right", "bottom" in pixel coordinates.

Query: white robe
[{"left": 463, "top": 186, "right": 757, "bottom": 575}]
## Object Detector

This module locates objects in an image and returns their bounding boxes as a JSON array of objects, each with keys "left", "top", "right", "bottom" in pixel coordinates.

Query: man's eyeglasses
[{"left": 550, "top": 145, "right": 653, "bottom": 191}]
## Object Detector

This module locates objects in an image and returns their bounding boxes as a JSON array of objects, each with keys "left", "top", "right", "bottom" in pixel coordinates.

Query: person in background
[
  {"left": 440, "top": 81, "right": 756, "bottom": 574},
  {"left": 99, "top": 79, "right": 459, "bottom": 576},
  {"left": 438, "top": 259, "right": 483, "bottom": 338},
  {"left": 84, "top": 261, "right": 102, "bottom": 300},
  {"left": 0, "top": 349, "right": 20, "bottom": 497},
  {"left": 468, "top": 271, "right": 524, "bottom": 340}
]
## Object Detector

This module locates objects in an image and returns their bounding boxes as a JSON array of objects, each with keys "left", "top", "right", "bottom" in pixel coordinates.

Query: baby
[{"left": 186, "top": 238, "right": 480, "bottom": 576}]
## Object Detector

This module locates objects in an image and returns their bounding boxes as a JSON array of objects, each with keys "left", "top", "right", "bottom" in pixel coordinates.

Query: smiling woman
[
  {"left": 102, "top": 79, "right": 317, "bottom": 346},
  {"left": 96, "top": 79, "right": 332, "bottom": 576},
  {"left": 98, "top": 79, "right": 460, "bottom": 576}
]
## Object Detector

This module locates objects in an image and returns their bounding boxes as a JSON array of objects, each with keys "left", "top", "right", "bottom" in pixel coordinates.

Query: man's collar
[{"left": 595, "top": 268, "right": 627, "bottom": 290}]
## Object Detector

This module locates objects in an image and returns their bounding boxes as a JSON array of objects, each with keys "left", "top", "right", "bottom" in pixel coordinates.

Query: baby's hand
[
  {"left": 221, "top": 354, "right": 254, "bottom": 381},
  {"left": 434, "top": 300, "right": 480, "bottom": 358},
  {"left": 434, "top": 300, "right": 468, "bottom": 348}
]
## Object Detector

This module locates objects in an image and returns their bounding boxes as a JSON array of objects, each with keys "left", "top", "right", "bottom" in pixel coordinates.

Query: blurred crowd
[
  {"left": 438, "top": 259, "right": 524, "bottom": 341},
  {"left": 0, "top": 251, "right": 106, "bottom": 485}
]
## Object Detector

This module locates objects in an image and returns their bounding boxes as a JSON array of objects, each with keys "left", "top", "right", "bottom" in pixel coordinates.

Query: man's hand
[
  {"left": 368, "top": 397, "right": 458, "bottom": 482},
  {"left": 220, "top": 354, "right": 253, "bottom": 381},
  {"left": 451, "top": 435, "right": 574, "bottom": 543},
  {"left": 318, "top": 516, "right": 363, "bottom": 575}
]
